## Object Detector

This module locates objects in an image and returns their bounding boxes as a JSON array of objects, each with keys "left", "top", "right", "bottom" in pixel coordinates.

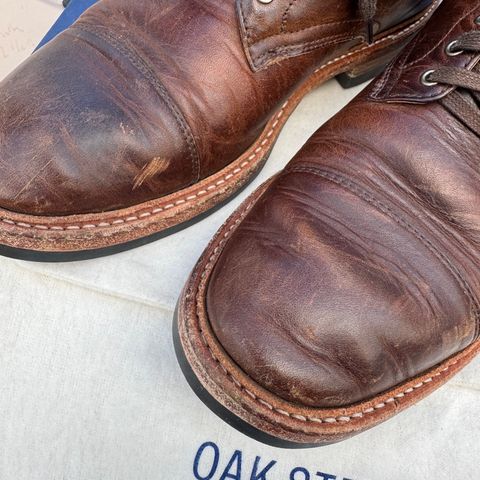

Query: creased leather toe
[{"left": 206, "top": 167, "right": 476, "bottom": 409}]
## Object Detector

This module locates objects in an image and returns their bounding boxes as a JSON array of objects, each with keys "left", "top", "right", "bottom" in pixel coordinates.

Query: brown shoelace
[
  {"left": 423, "top": 30, "right": 480, "bottom": 136},
  {"left": 359, "top": 0, "right": 377, "bottom": 43}
]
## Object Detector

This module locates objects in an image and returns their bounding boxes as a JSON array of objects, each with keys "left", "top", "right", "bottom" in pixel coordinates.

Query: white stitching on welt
[
  {"left": 195, "top": 191, "right": 460, "bottom": 425},
  {"left": 0, "top": 102, "right": 289, "bottom": 232},
  {"left": 0, "top": 1, "right": 439, "bottom": 233},
  {"left": 201, "top": 318, "right": 457, "bottom": 423}
]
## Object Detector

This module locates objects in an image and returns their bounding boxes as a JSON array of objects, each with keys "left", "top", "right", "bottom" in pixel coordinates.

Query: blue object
[{"left": 35, "top": 0, "right": 98, "bottom": 51}]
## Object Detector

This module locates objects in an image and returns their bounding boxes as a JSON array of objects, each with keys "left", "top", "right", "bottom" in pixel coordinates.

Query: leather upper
[
  {"left": 239, "top": 0, "right": 431, "bottom": 70},
  {"left": 206, "top": 0, "right": 480, "bottom": 408},
  {"left": 0, "top": 0, "right": 428, "bottom": 216}
]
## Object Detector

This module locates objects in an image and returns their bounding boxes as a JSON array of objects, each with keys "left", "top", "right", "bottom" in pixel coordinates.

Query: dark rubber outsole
[{"left": 172, "top": 304, "right": 321, "bottom": 449}]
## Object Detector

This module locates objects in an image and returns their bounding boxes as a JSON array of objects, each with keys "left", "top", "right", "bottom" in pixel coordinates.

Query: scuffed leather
[
  {"left": 0, "top": 25, "right": 195, "bottom": 216},
  {"left": 206, "top": 0, "right": 480, "bottom": 408},
  {"left": 0, "top": 0, "right": 430, "bottom": 216}
]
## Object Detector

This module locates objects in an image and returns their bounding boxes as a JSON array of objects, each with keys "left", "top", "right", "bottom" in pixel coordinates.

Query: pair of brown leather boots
[{"left": 1, "top": 0, "right": 479, "bottom": 447}]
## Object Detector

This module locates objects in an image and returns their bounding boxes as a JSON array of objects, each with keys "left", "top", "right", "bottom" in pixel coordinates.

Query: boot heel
[
  {"left": 336, "top": 37, "right": 411, "bottom": 89},
  {"left": 336, "top": 61, "right": 390, "bottom": 88}
]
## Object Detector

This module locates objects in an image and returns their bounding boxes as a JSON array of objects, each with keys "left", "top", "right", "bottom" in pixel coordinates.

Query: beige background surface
[{"left": 0, "top": 1, "right": 478, "bottom": 479}]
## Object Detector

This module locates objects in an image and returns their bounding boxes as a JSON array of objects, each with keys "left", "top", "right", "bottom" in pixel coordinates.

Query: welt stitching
[
  {"left": 75, "top": 24, "right": 200, "bottom": 181},
  {"left": 192, "top": 189, "right": 461, "bottom": 425},
  {"left": 0, "top": 102, "right": 287, "bottom": 232},
  {"left": 290, "top": 166, "right": 480, "bottom": 334}
]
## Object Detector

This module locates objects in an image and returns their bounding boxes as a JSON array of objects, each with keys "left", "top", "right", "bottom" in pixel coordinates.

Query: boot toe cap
[
  {"left": 0, "top": 28, "right": 195, "bottom": 216},
  {"left": 205, "top": 170, "right": 476, "bottom": 408}
]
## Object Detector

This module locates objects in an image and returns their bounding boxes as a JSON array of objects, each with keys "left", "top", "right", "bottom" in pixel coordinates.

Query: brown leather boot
[
  {"left": 176, "top": 0, "right": 480, "bottom": 447},
  {"left": 0, "top": 0, "right": 438, "bottom": 260}
]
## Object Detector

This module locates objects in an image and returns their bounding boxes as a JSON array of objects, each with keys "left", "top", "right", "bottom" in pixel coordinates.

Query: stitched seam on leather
[
  {"left": 289, "top": 166, "right": 480, "bottom": 337},
  {"left": 370, "top": 59, "right": 397, "bottom": 97},
  {"left": 74, "top": 23, "right": 200, "bottom": 181},
  {"left": 251, "top": 0, "right": 439, "bottom": 69},
  {"left": 370, "top": 33, "right": 420, "bottom": 98},
  {"left": 376, "top": 56, "right": 478, "bottom": 100},
  {"left": 253, "top": 34, "right": 362, "bottom": 67},
  {"left": 273, "top": 19, "right": 360, "bottom": 40},
  {"left": 192, "top": 194, "right": 461, "bottom": 425},
  {"left": 0, "top": 29, "right": 410, "bottom": 231},
  {"left": 239, "top": 0, "right": 252, "bottom": 46},
  {"left": 240, "top": 0, "right": 358, "bottom": 47},
  {"left": 281, "top": 0, "right": 298, "bottom": 33}
]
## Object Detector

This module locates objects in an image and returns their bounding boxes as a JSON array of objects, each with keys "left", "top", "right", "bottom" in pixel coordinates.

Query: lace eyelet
[
  {"left": 421, "top": 70, "right": 438, "bottom": 87},
  {"left": 445, "top": 40, "right": 463, "bottom": 56},
  {"left": 475, "top": 15, "right": 480, "bottom": 25}
]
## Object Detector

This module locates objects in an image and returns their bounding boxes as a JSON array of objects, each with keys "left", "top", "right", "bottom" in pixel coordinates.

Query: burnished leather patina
[
  {"left": 176, "top": 0, "right": 480, "bottom": 447},
  {"left": 0, "top": 0, "right": 436, "bottom": 259}
]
